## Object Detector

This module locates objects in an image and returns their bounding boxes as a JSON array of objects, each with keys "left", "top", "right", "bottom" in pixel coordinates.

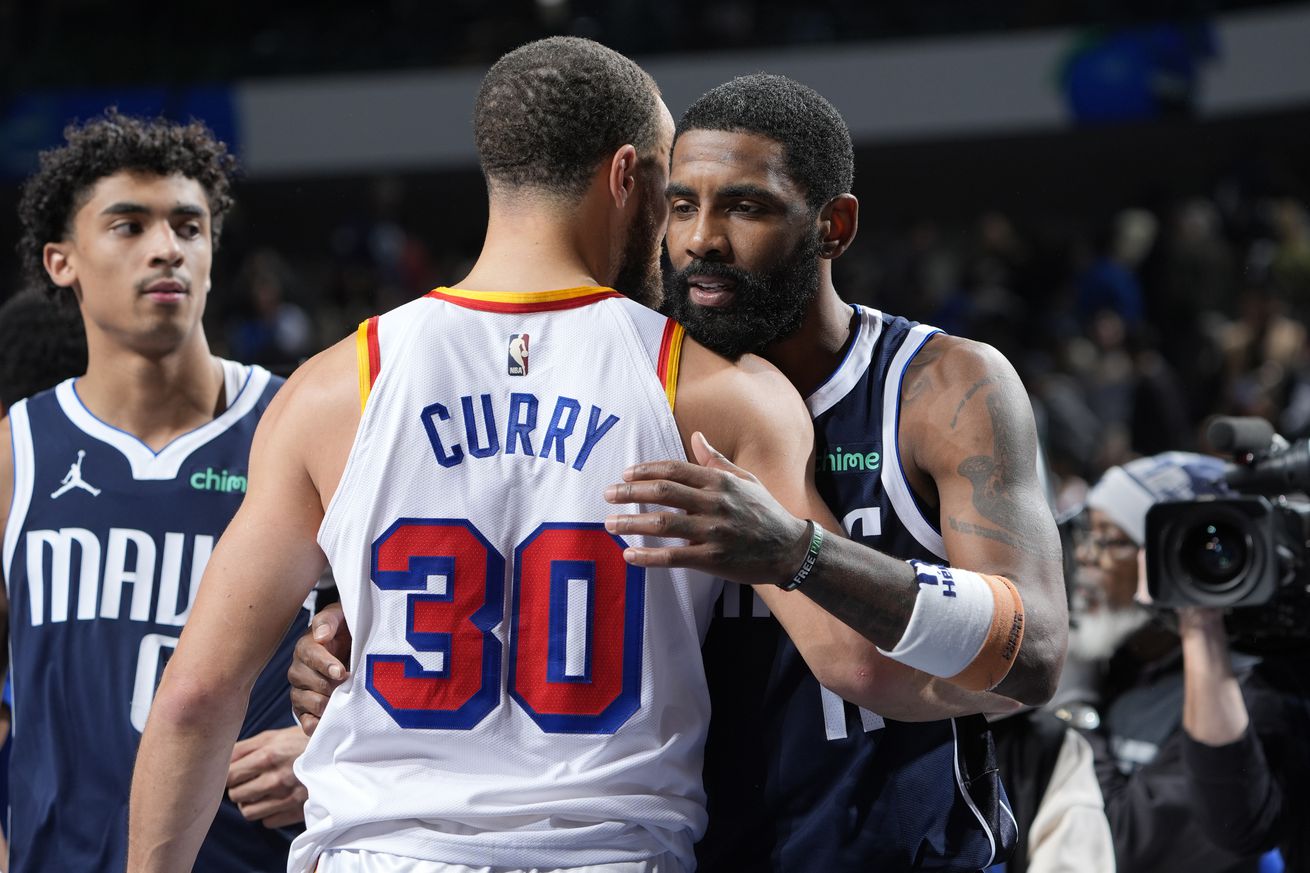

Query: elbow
[
  {"left": 996, "top": 575, "right": 1069, "bottom": 706},
  {"left": 811, "top": 652, "right": 929, "bottom": 719},
  {"left": 148, "top": 664, "right": 244, "bottom": 733},
  {"left": 808, "top": 649, "right": 890, "bottom": 712},
  {"left": 1005, "top": 666, "right": 1060, "bottom": 708},
  {"left": 997, "top": 626, "right": 1067, "bottom": 707}
]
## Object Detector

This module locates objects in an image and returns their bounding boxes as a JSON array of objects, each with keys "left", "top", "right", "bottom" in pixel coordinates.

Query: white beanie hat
[{"left": 1085, "top": 451, "right": 1231, "bottom": 545}]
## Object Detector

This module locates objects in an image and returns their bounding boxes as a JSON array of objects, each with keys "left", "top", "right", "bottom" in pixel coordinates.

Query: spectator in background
[
  {"left": 1218, "top": 266, "right": 1306, "bottom": 427},
  {"left": 324, "top": 175, "right": 436, "bottom": 338},
  {"left": 1066, "top": 452, "right": 1306, "bottom": 872},
  {"left": 988, "top": 707, "right": 1114, "bottom": 873},
  {"left": 226, "top": 248, "right": 314, "bottom": 372},
  {"left": 1269, "top": 199, "right": 1310, "bottom": 321},
  {"left": 1153, "top": 198, "right": 1235, "bottom": 362},
  {"left": 1074, "top": 210, "right": 1150, "bottom": 333},
  {"left": 0, "top": 288, "right": 88, "bottom": 411}
]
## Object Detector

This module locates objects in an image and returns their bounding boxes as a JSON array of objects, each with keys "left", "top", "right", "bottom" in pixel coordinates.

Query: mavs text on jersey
[{"left": 3, "top": 360, "right": 313, "bottom": 873}]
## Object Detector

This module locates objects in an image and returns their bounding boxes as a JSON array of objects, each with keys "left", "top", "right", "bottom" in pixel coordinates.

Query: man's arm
[
  {"left": 603, "top": 341, "right": 1020, "bottom": 716},
  {"left": 891, "top": 335, "right": 1066, "bottom": 703},
  {"left": 607, "top": 336, "right": 1064, "bottom": 708},
  {"left": 128, "top": 342, "right": 356, "bottom": 871},
  {"left": 1176, "top": 608, "right": 1281, "bottom": 857}
]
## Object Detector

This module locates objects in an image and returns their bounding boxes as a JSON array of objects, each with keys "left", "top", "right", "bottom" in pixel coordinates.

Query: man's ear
[
  {"left": 818, "top": 194, "right": 859, "bottom": 259},
  {"left": 44, "top": 242, "right": 79, "bottom": 289},
  {"left": 608, "top": 144, "right": 639, "bottom": 208}
]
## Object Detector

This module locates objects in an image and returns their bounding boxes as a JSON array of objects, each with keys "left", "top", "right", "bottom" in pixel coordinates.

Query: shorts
[{"left": 315, "top": 848, "right": 688, "bottom": 873}]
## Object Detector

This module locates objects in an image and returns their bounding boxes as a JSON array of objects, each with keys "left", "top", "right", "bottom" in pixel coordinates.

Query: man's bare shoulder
[
  {"left": 902, "top": 334, "right": 1020, "bottom": 405},
  {"left": 249, "top": 337, "right": 361, "bottom": 502},
  {"left": 264, "top": 336, "right": 360, "bottom": 428},
  {"left": 900, "top": 332, "right": 1039, "bottom": 485},
  {"left": 674, "top": 336, "right": 811, "bottom": 459}
]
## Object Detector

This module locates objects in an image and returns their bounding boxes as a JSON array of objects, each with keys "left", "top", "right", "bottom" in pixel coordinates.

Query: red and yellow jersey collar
[{"left": 425, "top": 285, "right": 623, "bottom": 313}]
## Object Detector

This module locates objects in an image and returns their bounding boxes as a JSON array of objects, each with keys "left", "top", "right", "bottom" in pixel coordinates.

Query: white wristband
[{"left": 877, "top": 562, "right": 996, "bottom": 679}]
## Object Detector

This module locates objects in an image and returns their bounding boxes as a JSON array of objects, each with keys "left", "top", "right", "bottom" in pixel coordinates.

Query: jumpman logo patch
[{"left": 51, "top": 450, "right": 101, "bottom": 499}]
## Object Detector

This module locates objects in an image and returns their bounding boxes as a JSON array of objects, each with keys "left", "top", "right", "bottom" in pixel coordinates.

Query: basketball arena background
[{"left": 2, "top": 4, "right": 1309, "bottom": 481}]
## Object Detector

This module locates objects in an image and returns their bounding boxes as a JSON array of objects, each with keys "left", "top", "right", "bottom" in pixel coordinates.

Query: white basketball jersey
[{"left": 291, "top": 287, "right": 720, "bottom": 872}]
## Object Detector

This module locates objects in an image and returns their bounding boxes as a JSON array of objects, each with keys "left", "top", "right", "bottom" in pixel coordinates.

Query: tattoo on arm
[
  {"left": 948, "top": 516, "right": 1060, "bottom": 560},
  {"left": 950, "top": 376, "right": 1001, "bottom": 429},
  {"left": 955, "top": 391, "right": 1063, "bottom": 562},
  {"left": 957, "top": 394, "right": 1026, "bottom": 526},
  {"left": 901, "top": 340, "right": 945, "bottom": 405}
]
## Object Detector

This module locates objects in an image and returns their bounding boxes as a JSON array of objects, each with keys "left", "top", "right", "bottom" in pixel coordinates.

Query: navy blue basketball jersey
[
  {"left": 697, "top": 307, "right": 1017, "bottom": 872},
  {"left": 2, "top": 361, "right": 312, "bottom": 873}
]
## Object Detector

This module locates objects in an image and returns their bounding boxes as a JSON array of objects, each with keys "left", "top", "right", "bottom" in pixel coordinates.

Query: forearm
[
  {"left": 797, "top": 532, "right": 1061, "bottom": 705},
  {"left": 788, "top": 532, "right": 918, "bottom": 650},
  {"left": 1179, "top": 609, "right": 1248, "bottom": 745},
  {"left": 760, "top": 544, "right": 1021, "bottom": 720},
  {"left": 128, "top": 684, "right": 249, "bottom": 871},
  {"left": 1176, "top": 609, "right": 1280, "bottom": 854}
]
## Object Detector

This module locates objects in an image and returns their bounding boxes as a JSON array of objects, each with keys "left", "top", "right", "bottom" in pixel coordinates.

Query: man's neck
[
  {"left": 75, "top": 335, "right": 224, "bottom": 452},
  {"left": 458, "top": 193, "right": 613, "bottom": 293},
  {"left": 761, "top": 285, "right": 857, "bottom": 399}
]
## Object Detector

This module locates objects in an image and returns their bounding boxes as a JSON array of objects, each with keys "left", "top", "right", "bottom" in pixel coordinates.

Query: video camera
[{"left": 1145, "top": 417, "right": 1310, "bottom": 651}]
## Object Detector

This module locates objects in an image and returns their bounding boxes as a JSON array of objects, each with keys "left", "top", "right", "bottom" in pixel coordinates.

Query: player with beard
[
  {"left": 621, "top": 74, "right": 1070, "bottom": 871},
  {"left": 128, "top": 42, "right": 993, "bottom": 873},
  {"left": 283, "top": 74, "right": 1069, "bottom": 871}
]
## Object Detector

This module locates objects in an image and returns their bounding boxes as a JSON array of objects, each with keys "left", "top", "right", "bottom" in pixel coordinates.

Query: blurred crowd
[
  {"left": 3, "top": 0, "right": 1299, "bottom": 91},
  {"left": 833, "top": 192, "right": 1310, "bottom": 507},
  {"left": 200, "top": 167, "right": 1310, "bottom": 514}
]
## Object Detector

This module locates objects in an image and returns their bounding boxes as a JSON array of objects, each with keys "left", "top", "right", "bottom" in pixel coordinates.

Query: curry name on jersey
[{"left": 291, "top": 287, "right": 719, "bottom": 872}]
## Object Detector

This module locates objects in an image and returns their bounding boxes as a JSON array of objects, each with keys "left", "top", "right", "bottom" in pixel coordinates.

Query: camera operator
[{"left": 1067, "top": 451, "right": 1307, "bottom": 873}]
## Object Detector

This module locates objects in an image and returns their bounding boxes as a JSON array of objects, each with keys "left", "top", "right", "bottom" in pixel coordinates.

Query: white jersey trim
[
  {"left": 221, "top": 359, "right": 251, "bottom": 409},
  {"left": 54, "top": 361, "right": 271, "bottom": 481},
  {"left": 605, "top": 300, "right": 689, "bottom": 462},
  {"left": 805, "top": 305, "right": 884, "bottom": 418},
  {"left": 880, "top": 324, "right": 947, "bottom": 559},
  {"left": 3, "top": 399, "right": 35, "bottom": 587},
  {"left": 617, "top": 297, "right": 677, "bottom": 373},
  {"left": 318, "top": 297, "right": 426, "bottom": 557}
]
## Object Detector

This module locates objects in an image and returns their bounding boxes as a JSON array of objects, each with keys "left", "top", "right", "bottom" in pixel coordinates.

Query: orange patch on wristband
[{"left": 949, "top": 574, "right": 1025, "bottom": 692}]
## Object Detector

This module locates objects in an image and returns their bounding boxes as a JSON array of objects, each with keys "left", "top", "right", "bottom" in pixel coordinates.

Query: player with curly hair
[{"left": 0, "top": 111, "right": 313, "bottom": 872}]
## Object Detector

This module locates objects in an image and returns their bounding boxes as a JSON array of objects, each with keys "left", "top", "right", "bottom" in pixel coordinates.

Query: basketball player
[
  {"left": 0, "top": 112, "right": 313, "bottom": 872},
  {"left": 605, "top": 75, "right": 1069, "bottom": 871},
  {"left": 129, "top": 39, "right": 976, "bottom": 873},
  {"left": 284, "top": 71, "right": 1067, "bottom": 872}
]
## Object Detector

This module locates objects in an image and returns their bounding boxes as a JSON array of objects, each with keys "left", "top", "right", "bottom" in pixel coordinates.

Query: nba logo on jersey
[{"left": 508, "top": 334, "right": 530, "bottom": 376}]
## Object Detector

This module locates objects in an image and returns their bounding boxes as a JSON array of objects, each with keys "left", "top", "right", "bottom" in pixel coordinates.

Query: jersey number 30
[{"left": 366, "top": 518, "right": 645, "bottom": 735}]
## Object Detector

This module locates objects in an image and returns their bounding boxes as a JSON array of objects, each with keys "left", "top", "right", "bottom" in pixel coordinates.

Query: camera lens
[{"left": 1179, "top": 521, "right": 1248, "bottom": 590}]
